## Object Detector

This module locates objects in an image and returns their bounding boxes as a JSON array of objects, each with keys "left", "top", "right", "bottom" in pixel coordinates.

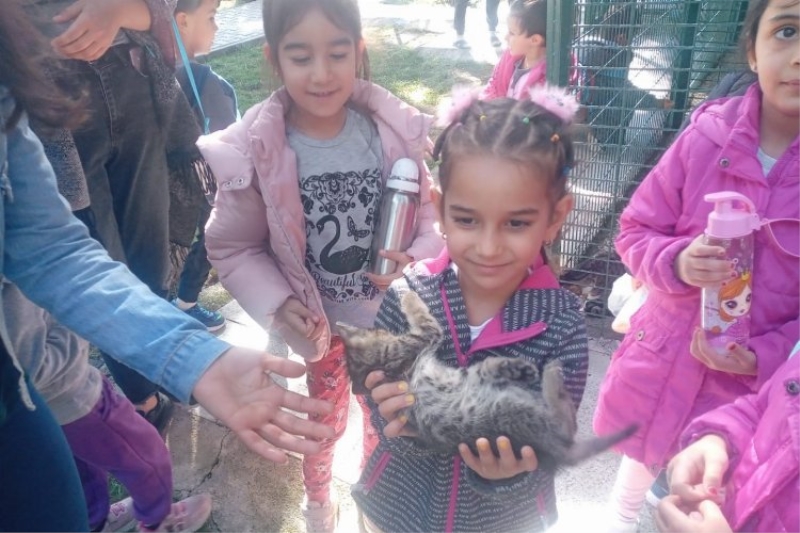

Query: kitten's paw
[
  {"left": 542, "top": 362, "right": 565, "bottom": 395},
  {"left": 485, "top": 357, "right": 539, "bottom": 384}
]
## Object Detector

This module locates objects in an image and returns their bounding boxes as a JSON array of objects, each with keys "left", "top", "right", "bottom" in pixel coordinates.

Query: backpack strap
[{"left": 171, "top": 18, "right": 210, "bottom": 134}]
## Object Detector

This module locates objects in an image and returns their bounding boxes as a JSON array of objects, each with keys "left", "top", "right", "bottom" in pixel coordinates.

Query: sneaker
[
  {"left": 138, "top": 494, "right": 212, "bottom": 532},
  {"left": 301, "top": 497, "right": 338, "bottom": 533},
  {"left": 606, "top": 516, "right": 639, "bottom": 533},
  {"left": 101, "top": 497, "right": 136, "bottom": 532},
  {"left": 489, "top": 31, "right": 501, "bottom": 47},
  {"left": 645, "top": 470, "right": 669, "bottom": 507},
  {"left": 174, "top": 300, "right": 226, "bottom": 332},
  {"left": 137, "top": 392, "right": 175, "bottom": 436},
  {"left": 454, "top": 36, "right": 470, "bottom": 49}
]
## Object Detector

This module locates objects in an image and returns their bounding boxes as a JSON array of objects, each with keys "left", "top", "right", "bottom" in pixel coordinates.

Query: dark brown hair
[
  {"left": 741, "top": 0, "right": 800, "bottom": 54},
  {"left": 262, "top": 0, "right": 370, "bottom": 80},
  {"left": 433, "top": 97, "right": 574, "bottom": 206},
  {"left": 0, "top": 0, "right": 83, "bottom": 131},
  {"left": 508, "top": 0, "right": 547, "bottom": 40}
]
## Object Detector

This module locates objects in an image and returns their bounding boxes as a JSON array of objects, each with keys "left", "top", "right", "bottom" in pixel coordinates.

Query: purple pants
[{"left": 61, "top": 377, "right": 172, "bottom": 529}]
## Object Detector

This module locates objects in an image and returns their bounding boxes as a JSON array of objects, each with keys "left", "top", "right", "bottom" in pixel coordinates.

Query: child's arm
[
  {"left": 404, "top": 157, "right": 445, "bottom": 262},
  {"left": 615, "top": 135, "right": 698, "bottom": 295},
  {"left": 479, "top": 50, "right": 513, "bottom": 101}
]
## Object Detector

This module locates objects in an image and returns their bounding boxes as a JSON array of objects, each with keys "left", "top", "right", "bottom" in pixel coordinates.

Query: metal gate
[{"left": 547, "top": 0, "right": 750, "bottom": 314}]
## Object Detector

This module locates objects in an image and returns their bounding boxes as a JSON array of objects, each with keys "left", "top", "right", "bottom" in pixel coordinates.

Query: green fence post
[
  {"left": 547, "top": 0, "right": 575, "bottom": 86},
  {"left": 669, "top": 0, "right": 700, "bottom": 130}
]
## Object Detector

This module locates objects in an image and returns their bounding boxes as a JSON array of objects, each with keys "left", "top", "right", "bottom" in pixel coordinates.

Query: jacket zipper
[{"left": 362, "top": 451, "right": 392, "bottom": 493}]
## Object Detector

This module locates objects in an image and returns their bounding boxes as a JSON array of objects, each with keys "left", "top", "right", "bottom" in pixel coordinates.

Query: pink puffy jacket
[
  {"left": 198, "top": 81, "right": 444, "bottom": 361},
  {"left": 593, "top": 84, "right": 799, "bottom": 473},
  {"left": 680, "top": 350, "right": 799, "bottom": 532}
]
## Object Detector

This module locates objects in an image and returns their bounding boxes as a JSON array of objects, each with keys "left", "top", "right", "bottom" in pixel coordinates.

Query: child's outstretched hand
[
  {"left": 365, "top": 250, "right": 413, "bottom": 291},
  {"left": 666, "top": 434, "right": 729, "bottom": 506},
  {"left": 52, "top": 0, "right": 151, "bottom": 61},
  {"left": 655, "top": 496, "right": 733, "bottom": 533},
  {"left": 276, "top": 296, "right": 323, "bottom": 341},
  {"left": 365, "top": 370, "right": 418, "bottom": 438},
  {"left": 690, "top": 328, "right": 757, "bottom": 375},
  {"left": 191, "top": 346, "right": 336, "bottom": 463},
  {"left": 675, "top": 235, "right": 734, "bottom": 288},
  {"left": 458, "top": 437, "right": 538, "bottom": 480}
]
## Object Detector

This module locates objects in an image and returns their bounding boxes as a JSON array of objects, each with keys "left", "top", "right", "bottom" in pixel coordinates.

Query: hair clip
[
  {"left": 551, "top": 133, "right": 560, "bottom": 143},
  {"left": 436, "top": 85, "right": 481, "bottom": 128},
  {"left": 522, "top": 116, "right": 531, "bottom": 124},
  {"left": 479, "top": 114, "right": 487, "bottom": 121},
  {"left": 528, "top": 84, "right": 580, "bottom": 124}
]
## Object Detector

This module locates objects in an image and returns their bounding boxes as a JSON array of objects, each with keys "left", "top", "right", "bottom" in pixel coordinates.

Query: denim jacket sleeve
[{"left": 1, "top": 93, "right": 229, "bottom": 403}]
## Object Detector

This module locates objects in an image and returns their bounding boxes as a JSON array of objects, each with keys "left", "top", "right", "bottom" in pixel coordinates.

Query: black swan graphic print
[{"left": 301, "top": 168, "right": 382, "bottom": 303}]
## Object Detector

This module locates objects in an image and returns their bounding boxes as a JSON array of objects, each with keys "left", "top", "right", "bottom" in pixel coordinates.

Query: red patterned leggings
[{"left": 303, "top": 337, "right": 379, "bottom": 503}]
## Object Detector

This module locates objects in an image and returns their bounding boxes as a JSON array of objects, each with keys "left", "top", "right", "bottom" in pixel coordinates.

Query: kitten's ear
[{"left": 335, "top": 322, "right": 360, "bottom": 343}]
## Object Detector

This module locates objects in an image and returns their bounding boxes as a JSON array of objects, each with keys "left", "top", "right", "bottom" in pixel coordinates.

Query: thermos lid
[
  {"left": 386, "top": 158, "right": 419, "bottom": 193},
  {"left": 705, "top": 191, "right": 762, "bottom": 239}
]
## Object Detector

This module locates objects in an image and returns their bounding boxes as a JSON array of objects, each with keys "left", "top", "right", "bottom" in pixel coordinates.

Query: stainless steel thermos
[{"left": 370, "top": 158, "right": 420, "bottom": 275}]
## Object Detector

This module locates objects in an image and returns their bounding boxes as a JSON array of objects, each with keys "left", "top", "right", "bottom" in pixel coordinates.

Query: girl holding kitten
[{"left": 352, "top": 87, "right": 589, "bottom": 533}]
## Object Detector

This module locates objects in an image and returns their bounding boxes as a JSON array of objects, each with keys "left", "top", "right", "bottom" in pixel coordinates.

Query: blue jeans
[
  {"left": 176, "top": 202, "right": 213, "bottom": 304},
  {"left": 69, "top": 45, "right": 170, "bottom": 404},
  {"left": 454, "top": 0, "right": 504, "bottom": 34},
  {"left": 0, "top": 352, "right": 88, "bottom": 532}
]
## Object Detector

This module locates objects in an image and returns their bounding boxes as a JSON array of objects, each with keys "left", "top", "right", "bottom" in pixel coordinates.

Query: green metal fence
[{"left": 548, "top": 0, "right": 750, "bottom": 314}]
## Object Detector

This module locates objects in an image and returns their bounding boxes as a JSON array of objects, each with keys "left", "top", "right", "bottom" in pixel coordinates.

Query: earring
[
  {"left": 441, "top": 232, "right": 447, "bottom": 240},
  {"left": 544, "top": 239, "right": 553, "bottom": 246}
]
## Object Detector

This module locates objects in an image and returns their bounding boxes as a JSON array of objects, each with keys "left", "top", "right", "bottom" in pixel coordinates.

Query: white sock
[{"left": 175, "top": 298, "right": 196, "bottom": 311}]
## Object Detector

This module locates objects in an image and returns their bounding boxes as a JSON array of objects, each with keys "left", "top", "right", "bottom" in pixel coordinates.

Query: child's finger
[
  {"left": 371, "top": 380, "right": 408, "bottom": 402},
  {"left": 476, "top": 438, "right": 497, "bottom": 466},
  {"left": 458, "top": 443, "right": 480, "bottom": 470},
  {"left": 519, "top": 445, "right": 538, "bottom": 471},
  {"left": 364, "top": 370, "right": 386, "bottom": 390}
]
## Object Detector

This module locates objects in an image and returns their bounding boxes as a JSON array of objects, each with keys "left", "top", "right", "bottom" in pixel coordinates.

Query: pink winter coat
[
  {"left": 680, "top": 352, "right": 799, "bottom": 532},
  {"left": 198, "top": 81, "right": 444, "bottom": 361},
  {"left": 480, "top": 49, "right": 579, "bottom": 100},
  {"left": 593, "top": 84, "right": 799, "bottom": 474}
]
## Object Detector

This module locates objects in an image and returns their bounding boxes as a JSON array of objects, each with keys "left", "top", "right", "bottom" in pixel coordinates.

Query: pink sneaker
[
  {"left": 301, "top": 497, "right": 338, "bottom": 533},
  {"left": 102, "top": 497, "right": 136, "bottom": 532},
  {"left": 138, "top": 494, "right": 212, "bottom": 533}
]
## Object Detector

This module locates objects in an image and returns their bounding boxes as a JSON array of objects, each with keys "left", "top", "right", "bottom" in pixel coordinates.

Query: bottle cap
[
  {"left": 705, "top": 191, "right": 761, "bottom": 239},
  {"left": 386, "top": 158, "right": 419, "bottom": 193}
]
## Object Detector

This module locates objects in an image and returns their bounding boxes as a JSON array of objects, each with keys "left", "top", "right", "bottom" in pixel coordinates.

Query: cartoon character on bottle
[{"left": 705, "top": 271, "right": 752, "bottom": 347}]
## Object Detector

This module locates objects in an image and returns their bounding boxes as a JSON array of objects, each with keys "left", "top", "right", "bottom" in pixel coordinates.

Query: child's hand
[
  {"left": 675, "top": 235, "right": 734, "bottom": 288},
  {"left": 191, "top": 346, "right": 335, "bottom": 463},
  {"left": 655, "top": 496, "right": 733, "bottom": 533},
  {"left": 666, "top": 434, "right": 729, "bottom": 506},
  {"left": 365, "top": 250, "right": 413, "bottom": 291},
  {"left": 690, "top": 328, "right": 757, "bottom": 376},
  {"left": 365, "top": 370, "right": 417, "bottom": 438},
  {"left": 276, "top": 296, "right": 323, "bottom": 341},
  {"left": 458, "top": 437, "right": 538, "bottom": 480},
  {"left": 52, "top": 0, "right": 151, "bottom": 61}
]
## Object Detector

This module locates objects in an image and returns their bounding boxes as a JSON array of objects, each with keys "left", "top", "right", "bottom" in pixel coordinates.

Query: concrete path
[{"left": 161, "top": 2, "right": 661, "bottom": 531}]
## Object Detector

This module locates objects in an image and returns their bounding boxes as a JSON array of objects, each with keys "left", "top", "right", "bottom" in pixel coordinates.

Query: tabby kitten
[{"left": 339, "top": 290, "right": 636, "bottom": 472}]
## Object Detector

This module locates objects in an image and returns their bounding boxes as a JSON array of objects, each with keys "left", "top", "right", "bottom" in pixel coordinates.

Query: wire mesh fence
[{"left": 550, "top": 0, "right": 750, "bottom": 315}]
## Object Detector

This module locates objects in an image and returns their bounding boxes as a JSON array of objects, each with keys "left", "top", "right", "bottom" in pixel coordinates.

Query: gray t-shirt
[
  {"left": 757, "top": 147, "right": 778, "bottom": 177},
  {"left": 288, "top": 108, "right": 384, "bottom": 329}
]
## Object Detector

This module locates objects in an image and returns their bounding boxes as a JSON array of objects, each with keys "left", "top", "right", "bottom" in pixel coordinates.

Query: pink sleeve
[
  {"left": 747, "top": 318, "right": 799, "bottom": 389},
  {"left": 615, "top": 133, "right": 697, "bottom": 294},
  {"left": 680, "top": 373, "right": 770, "bottom": 468},
  {"left": 480, "top": 51, "right": 513, "bottom": 100}
]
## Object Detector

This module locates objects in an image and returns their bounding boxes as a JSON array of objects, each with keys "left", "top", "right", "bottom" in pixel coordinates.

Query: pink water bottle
[{"left": 700, "top": 192, "right": 761, "bottom": 354}]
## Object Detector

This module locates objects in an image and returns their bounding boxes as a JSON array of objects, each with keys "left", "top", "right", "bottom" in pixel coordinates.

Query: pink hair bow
[
  {"left": 436, "top": 85, "right": 481, "bottom": 128},
  {"left": 527, "top": 84, "right": 580, "bottom": 123}
]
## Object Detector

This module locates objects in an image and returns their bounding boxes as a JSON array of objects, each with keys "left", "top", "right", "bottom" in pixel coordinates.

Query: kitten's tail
[{"left": 563, "top": 424, "right": 638, "bottom": 465}]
